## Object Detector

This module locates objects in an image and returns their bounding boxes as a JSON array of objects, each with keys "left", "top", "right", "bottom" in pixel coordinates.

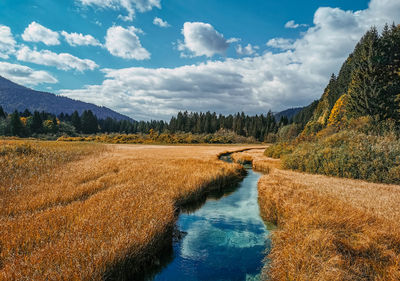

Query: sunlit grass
[
  {"left": 0, "top": 141, "right": 253, "bottom": 280},
  {"left": 232, "top": 149, "right": 400, "bottom": 281}
]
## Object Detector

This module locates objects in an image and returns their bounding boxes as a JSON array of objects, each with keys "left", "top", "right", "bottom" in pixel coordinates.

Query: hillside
[
  {"left": 266, "top": 23, "right": 400, "bottom": 184},
  {"left": 294, "top": 24, "right": 400, "bottom": 132},
  {"left": 274, "top": 107, "right": 303, "bottom": 121},
  {"left": 0, "top": 76, "right": 131, "bottom": 121}
]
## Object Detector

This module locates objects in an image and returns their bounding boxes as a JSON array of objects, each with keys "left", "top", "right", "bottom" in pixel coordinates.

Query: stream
[{"left": 144, "top": 155, "right": 271, "bottom": 281}]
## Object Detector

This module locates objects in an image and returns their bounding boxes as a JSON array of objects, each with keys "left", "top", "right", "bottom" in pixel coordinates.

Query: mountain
[
  {"left": 0, "top": 76, "right": 132, "bottom": 120},
  {"left": 274, "top": 107, "right": 304, "bottom": 121}
]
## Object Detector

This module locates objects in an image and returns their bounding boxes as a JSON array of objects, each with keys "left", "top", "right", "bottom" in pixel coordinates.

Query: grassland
[
  {"left": 232, "top": 149, "right": 400, "bottom": 281},
  {"left": 0, "top": 140, "right": 259, "bottom": 280}
]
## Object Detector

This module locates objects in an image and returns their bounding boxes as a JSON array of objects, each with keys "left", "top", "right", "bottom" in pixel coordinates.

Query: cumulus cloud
[
  {"left": 16, "top": 46, "right": 98, "bottom": 71},
  {"left": 178, "top": 22, "right": 230, "bottom": 57},
  {"left": 61, "top": 31, "right": 102, "bottom": 47},
  {"left": 236, "top": 44, "right": 259, "bottom": 56},
  {"left": 153, "top": 17, "right": 170, "bottom": 28},
  {"left": 59, "top": 57, "right": 299, "bottom": 120},
  {"left": 266, "top": 38, "right": 294, "bottom": 50},
  {"left": 21, "top": 22, "right": 60, "bottom": 46},
  {"left": 79, "top": 0, "right": 161, "bottom": 21},
  {"left": 0, "top": 62, "right": 57, "bottom": 86},
  {"left": 60, "top": 0, "right": 400, "bottom": 120},
  {"left": 284, "top": 20, "right": 308, "bottom": 29},
  {"left": 0, "top": 25, "right": 16, "bottom": 59},
  {"left": 105, "top": 25, "right": 150, "bottom": 60}
]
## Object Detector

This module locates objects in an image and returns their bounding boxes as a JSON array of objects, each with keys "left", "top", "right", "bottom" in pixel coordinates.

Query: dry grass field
[
  {"left": 233, "top": 149, "right": 400, "bottom": 281},
  {"left": 0, "top": 140, "right": 258, "bottom": 280}
]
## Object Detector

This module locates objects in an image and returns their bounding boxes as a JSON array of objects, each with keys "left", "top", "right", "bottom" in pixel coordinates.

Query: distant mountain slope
[
  {"left": 0, "top": 76, "right": 132, "bottom": 120},
  {"left": 274, "top": 107, "right": 304, "bottom": 121}
]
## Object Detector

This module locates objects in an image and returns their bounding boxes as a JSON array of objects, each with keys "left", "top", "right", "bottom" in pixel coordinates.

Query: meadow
[
  {"left": 232, "top": 149, "right": 400, "bottom": 281},
  {"left": 0, "top": 140, "right": 258, "bottom": 280}
]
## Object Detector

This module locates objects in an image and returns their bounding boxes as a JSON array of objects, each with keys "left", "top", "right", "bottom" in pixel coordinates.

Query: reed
[
  {"left": 233, "top": 149, "right": 400, "bottom": 280},
  {"left": 0, "top": 141, "right": 254, "bottom": 280},
  {"left": 257, "top": 160, "right": 400, "bottom": 280}
]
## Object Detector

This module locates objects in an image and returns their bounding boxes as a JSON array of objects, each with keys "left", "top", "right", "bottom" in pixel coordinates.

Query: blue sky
[{"left": 0, "top": 0, "right": 398, "bottom": 120}]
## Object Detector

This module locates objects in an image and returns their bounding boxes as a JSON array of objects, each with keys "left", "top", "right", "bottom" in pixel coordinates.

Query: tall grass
[
  {"left": 0, "top": 141, "right": 249, "bottom": 280},
  {"left": 0, "top": 140, "right": 104, "bottom": 195},
  {"left": 258, "top": 161, "right": 400, "bottom": 281},
  {"left": 232, "top": 148, "right": 280, "bottom": 173}
]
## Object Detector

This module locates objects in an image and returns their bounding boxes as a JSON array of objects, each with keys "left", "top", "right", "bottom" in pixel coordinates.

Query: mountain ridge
[{"left": 0, "top": 76, "right": 132, "bottom": 121}]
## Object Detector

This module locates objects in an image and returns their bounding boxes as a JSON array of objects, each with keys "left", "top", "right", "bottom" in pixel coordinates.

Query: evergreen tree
[
  {"left": 21, "top": 109, "right": 32, "bottom": 117},
  {"left": 51, "top": 116, "right": 59, "bottom": 133},
  {"left": 30, "top": 111, "right": 43, "bottom": 134},
  {"left": 81, "top": 110, "right": 98, "bottom": 134},
  {"left": 379, "top": 24, "right": 400, "bottom": 120},
  {"left": 0, "top": 106, "right": 6, "bottom": 119},
  {"left": 10, "top": 110, "right": 23, "bottom": 136},
  {"left": 71, "top": 111, "right": 81, "bottom": 132},
  {"left": 347, "top": 27, "right": 383, "bottom": 120}
]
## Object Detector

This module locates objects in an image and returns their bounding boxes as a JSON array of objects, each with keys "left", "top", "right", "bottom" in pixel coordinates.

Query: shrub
[
  {"left": 277, "top": 123, "right": 302, "bottom": 142},
  {"left": 282, "top": 130, "right": 400, "bottom": 184},
  {"left": 264, "top": 142, "right": 294, "bottom": 159}
]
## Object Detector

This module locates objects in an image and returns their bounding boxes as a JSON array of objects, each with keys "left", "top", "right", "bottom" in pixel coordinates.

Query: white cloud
[
  {"left": 178, "top": 22, "right": 230, "bottom": 57},
  {"left": 61, "top": 31, "right": 102, "bottom": 47},
  {"left": 266, "top": 38, "right": 294, "bottom": 50},
  {"left": 153, "top": 17, "right": 170, "bottom": 28},
  {"left": 60, "top": 0, "right": 400, "bottom": 121},
  {"left": 79, "top": 0, "right": 161, "bottom": 21},
  {"left": 16, "top": 46, "right": 98, "bottom": 71},
  {"left": 227, "top": 38, "right": 241, "bottom": 44},
  {"left": 236, "top": 44, "right": 259, "bottom": 56},
  {"left": 284, "top": 20, "right": 308, "bottom": 29},
  {"left": 21, "top": 22, "right": 60, "bottom": 46},
  {"left": 0, "top": 62, "right": 58, "bottom": 86},
  {"left": 0, "top": 25, "right": 16, "bottom": 59},
  {"left": 105, "top": 25, "right": 150, "bottom": 60}
]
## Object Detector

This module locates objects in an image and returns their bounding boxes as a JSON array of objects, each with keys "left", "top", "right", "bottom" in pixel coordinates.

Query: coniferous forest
[
  {"left": 266, "top": 24, "right": 400, "bottom": 184},
  {"left": 0, "top": 106, "right": 286, "bottom": 142}
]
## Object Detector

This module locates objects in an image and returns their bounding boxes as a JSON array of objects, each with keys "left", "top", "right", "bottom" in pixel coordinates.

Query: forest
[
  {"left": 0, "top": 106, "right": 287, "bottom": 142},
  {"left": 266, "top": 23, "right": 400, "bottom": 184}
]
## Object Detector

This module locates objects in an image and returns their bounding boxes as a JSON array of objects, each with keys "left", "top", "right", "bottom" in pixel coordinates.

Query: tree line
[{"left": 0, "top": 106, "right": 290, "bottom": 141}]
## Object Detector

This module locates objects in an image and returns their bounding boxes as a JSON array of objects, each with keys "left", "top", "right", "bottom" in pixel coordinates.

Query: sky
[{"left": 0, "top": 0, "right": 399, "bottom": 120}]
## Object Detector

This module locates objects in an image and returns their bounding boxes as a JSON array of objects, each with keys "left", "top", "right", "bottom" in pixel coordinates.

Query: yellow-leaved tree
[{"left": 328, "top": 94, "right": 348, "bottom": 129}]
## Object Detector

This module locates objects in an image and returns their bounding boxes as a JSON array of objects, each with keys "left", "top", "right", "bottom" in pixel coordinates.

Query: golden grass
[
  {"left": 0, "top": 141, "right": 258, "bottom": 280},
  {"left": 235, "top": 149, "right": 400, "bottom": 281},
  {"left": 231, "top": 148, "right": 280, "bottom": 173}
]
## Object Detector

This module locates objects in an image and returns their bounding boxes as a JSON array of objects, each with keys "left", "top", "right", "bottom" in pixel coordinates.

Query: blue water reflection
[{"left": 152, "top": 168, "right": 269, "bottom": 281}]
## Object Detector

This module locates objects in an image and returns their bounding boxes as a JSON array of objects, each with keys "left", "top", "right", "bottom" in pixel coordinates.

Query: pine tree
[
  {"left": 347, "top": 27, "right": 383, "bottom": 120},
  {"left": 379, "top": 24, "right": 400, "bottom": 120},
  {"left": 30, "top": 111, "right": 43, "bottom": 134},
  {"left": 71, "top": 111, "right": 81, "bottom": 132},
  {"left": 51, "top": 116, "right": 58, "bottom": 133},
  {"left": 10, "top": 110, "right": 23, "bottom": 136},
  {"left": 21, "top": 109, "right": 32, "bottom": 117},
  {"left": 0, "top": 106, "right": 6, "bottom": 119},
  {"left": 81, "top": 110, "right": 98, "bottom": 134}
]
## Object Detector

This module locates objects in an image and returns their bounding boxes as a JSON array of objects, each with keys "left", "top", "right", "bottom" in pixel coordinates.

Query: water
[{"left": 150, "top": 160, "right": 270, "bottom": 281}]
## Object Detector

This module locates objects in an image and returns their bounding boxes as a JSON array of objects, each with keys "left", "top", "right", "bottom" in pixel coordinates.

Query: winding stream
[{"left": 145, "top": 156, "right": 270, "bottom": 281}]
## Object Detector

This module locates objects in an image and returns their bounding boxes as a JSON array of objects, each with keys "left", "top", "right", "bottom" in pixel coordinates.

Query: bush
[
  {"left": 282, "top": 130, "right": 400, "bottom": 184},
  {"left": 302, "top": 121, "right": 324, "bottom": 136},
  {"left": 264, "top": 142, "right": 294, "bottom": 159},
  {"left": 277, "top": 123, "right": 302, "bottom": 142},
  {"left": 57, "top": 130, "right": 258, "bottom": 144}
]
